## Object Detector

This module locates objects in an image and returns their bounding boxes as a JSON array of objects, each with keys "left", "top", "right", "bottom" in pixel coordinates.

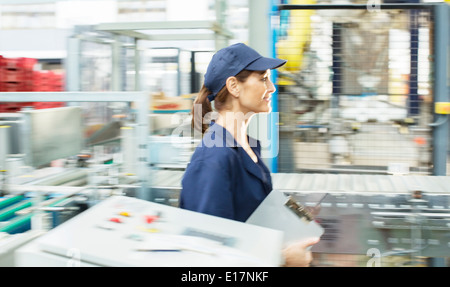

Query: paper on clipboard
[{"left": 246, "top": 190, "right": 324, "bottom": 245}]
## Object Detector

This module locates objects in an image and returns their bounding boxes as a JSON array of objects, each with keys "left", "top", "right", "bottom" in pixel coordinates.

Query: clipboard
[{"left": 246, "top": 190, "right": 325, "bottom": 245}]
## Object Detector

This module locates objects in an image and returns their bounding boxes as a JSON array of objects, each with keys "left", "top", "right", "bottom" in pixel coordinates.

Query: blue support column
[{"left": 269, "top": 0, "right": 281, "bottom": 172}]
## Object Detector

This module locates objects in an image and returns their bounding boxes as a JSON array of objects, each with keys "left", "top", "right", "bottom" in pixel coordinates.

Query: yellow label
[
  {"left": 435, "top": 102, "right": 450, "bottom": 114},
  {"left": 137, "top": 226, "right": 160, "bottom": 233}
]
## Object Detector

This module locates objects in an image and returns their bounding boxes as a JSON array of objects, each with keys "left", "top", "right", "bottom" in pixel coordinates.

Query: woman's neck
[
  {"left": 215, "top": 110, "right": 255, "bottom": 147},
  {"left": 216, "top": 110, "right": 258, "bottom": 163}
]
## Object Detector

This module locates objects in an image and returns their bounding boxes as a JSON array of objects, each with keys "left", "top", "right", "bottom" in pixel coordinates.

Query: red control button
[
  {"left": 144, "top": 215, "right": 159, "bottom": 224},
  {"left": 109, "top": 217, "right": 122, "bottom": 223}
]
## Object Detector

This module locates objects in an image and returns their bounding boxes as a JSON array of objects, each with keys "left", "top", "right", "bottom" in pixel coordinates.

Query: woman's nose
[{"left": 267, "top": 79, "right": 276, "bottom": 93}]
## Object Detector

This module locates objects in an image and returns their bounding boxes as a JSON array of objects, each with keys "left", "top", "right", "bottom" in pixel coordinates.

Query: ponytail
[{"left": 192, "top": 85, "right": 213, "bottom": 135}]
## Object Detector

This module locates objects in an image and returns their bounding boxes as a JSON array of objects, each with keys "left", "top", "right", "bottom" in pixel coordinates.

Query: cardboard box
[{"left": 151, "top": 92, "right": 193, "bottom": 113}]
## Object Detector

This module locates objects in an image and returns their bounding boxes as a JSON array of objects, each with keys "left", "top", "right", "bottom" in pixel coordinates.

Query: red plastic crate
[
  {"left": 33, "top": 71, "right": 53, "bottom": 85},
  {"left": 32, "top": 84, "right": 54, "bottom": 91},
  {"left": 0, "top": 102, "right": 65, "bottom": 112},
  {"left": 53, "top": 73, "right": 63, "bottom": 80},
  {"left": 0, "top": 102, "right": 34, "bottom": 112},
  {"left": 1, "top": 70, "right": 33, "bottom": 82},
  {"left": 2, "top": 82, "right": 26, "bottom": 91},
  {"left": 2, "top": 57, "right": 36, "bottom": 71},
  {"left": 0, "top": 56, "right": 36, "bottom": 93},
  {"left": 0, "top": 55, "right": 66, "bottom": 94},
  {"left": 32, "top": 102, "right": 64, "bottom": 110},
  {"left": 32, "top": 71, "right": 45, "bottom": 84}
]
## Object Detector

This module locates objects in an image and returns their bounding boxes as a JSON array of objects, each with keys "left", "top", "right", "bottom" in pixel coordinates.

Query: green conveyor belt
[
  {"left": 0, "top": 214, "right": 33, "bottom": 233},
  {"left": 0, "top": 200, "right": 33, "bottom": 221},
  {"left": 0, "top": 195, "right": 75, "bottom": 233},
  {"left": 0, "top": 195, "right": 25, "bottom": 210}
]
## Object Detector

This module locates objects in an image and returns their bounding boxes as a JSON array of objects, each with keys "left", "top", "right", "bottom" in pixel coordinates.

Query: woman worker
[{"left": 179, "top": 43, "right": 319, "bottom": 267}]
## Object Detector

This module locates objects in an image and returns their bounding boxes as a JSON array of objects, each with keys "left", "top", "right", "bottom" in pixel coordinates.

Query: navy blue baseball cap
[{"left": 204, "top": 43, "right": 287, "bottom": 102}]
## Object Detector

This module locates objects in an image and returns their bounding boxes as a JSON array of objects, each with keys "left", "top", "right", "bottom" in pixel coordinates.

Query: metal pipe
[
  {"left": 66, "top": 37, "right": 81, "bottom": 91},
  {"left": 121, "top": 126, "right": 137, "bottom": 175},
  {"left": 432, "top": 4, "right": 449, "bottom": 176},
  {"left": 134, "top": 38, "right": 141, "bottom": 91},
  {"left": 0, "top": 126, "right": 10, "bottom": 172}
]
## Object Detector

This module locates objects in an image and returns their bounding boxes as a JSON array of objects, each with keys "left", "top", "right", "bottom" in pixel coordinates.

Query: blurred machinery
[
  {"left": 275, "top": 173, "right": 450, "bottom": 267},
  {"left": 1, "top": 1, "right": 449, "bottom": 268},
  {"left": 65, "top": 18, "right": 223, "bottom": 168},
  {"left": 144, "top": 169, "right": 450, "bottom": 267},
  {"left": 271, "top": 1, "right": 449, "bottom": 266},
  {"left": 275, "top": 2, "right": 449, "bottom": 177},
  {"left": 0, "top": 92, "right": 150, "bottom": 266}
]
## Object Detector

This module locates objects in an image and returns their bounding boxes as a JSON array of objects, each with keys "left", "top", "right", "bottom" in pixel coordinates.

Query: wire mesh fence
[{"left": 275, "top": 4, "right": 437, "bottom": 176}]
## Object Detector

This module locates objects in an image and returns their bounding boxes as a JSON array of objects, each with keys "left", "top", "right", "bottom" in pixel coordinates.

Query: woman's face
[{"left": 237, "top": 69, "right": 276, "bottom": 114}]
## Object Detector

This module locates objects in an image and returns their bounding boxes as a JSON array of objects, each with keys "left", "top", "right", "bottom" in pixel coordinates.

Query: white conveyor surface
[{"left": 15, "top": 196, "right": 283, "bottom": 267}]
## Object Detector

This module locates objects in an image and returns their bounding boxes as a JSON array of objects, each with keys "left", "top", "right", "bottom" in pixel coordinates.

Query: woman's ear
[{"left": 225, "top": 76, "right": 240, "bottom": 98}]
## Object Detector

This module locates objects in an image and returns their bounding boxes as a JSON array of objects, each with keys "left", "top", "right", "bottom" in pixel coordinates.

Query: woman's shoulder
[{"left": 192, "top": 143, "right": 240, "bottom": 168}]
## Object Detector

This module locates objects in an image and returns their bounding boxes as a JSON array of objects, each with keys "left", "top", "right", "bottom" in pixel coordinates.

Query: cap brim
[{"left": 244, "top": 56, "right": 287, "bottom": 71}]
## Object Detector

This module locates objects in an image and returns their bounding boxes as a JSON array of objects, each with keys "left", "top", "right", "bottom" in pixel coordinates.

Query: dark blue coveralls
[{"left": 180, "top": 123, "right": 273, "bottom": 222}]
